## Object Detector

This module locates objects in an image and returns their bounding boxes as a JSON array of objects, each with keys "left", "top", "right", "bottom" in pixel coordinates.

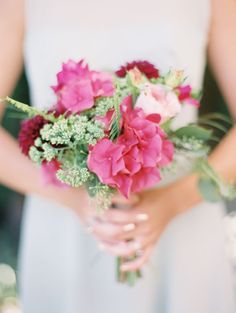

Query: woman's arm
[
  {"left": 0, "top": 1, "right": 92, "bottom": 220},
  {"left": 207, "top": 0, "right": 236, "bottom": 180},
  {"left": 0, "top": 0, "right": 24, "bottom": 119},
  {"left": 208, "top": 0, "right": 236, "bottom": 120}
]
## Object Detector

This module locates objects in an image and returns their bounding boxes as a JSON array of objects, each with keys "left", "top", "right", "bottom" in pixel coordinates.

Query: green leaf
[
  {"left": 191, "top": 89, "right": 202, "bottom": 100},
  {"left": 3, "top": 97, "right": 57, "bottom": 122},
  {"left": 109, "top": 84, "right": 122, "bottom": 141},
  {"left": 161, "top": 118, "right": 173, "bottom": 134},
  {"left": 174, "top": 125, "right": 212, "bottom": 141},
  {"left": 198, "top": 178, "right": 221, "bottom": 202},
  {"left": 198, "top": 119, "right": 228, "bottom": 133},
  {"left": 195, "top": 158, "right": 236, "bottom": 201},
  {"left": 200, "top": 113, "right": 232, "bottom": 125}
]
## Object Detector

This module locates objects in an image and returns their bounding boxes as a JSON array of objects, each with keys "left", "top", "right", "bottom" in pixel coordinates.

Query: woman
[{"left": 0, "top": 0, "right": 236, "bottom": 312}]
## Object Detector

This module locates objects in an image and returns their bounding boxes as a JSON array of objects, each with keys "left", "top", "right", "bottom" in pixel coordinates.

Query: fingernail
[
  {"left": 86, "top": 225, "right": 94, "bottom": 234},
  {"left": 98, "top": 243, "right": 105, "bottom": 251},
  {"left": 123, "top": 223, "right": 136, "bottom": 232},
  {"left": 133, "top": 241, "right": 142, "bottom": 250},
  {"left": 121, "top": 264, "right": 129, "bottom": 272},
  {"left": 136, "top": 213, "right": 149, "bottom": 221}
]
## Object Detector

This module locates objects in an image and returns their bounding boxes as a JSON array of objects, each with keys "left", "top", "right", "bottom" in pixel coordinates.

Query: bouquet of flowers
[{"left": 2, "top": 59, "right": 236, "bottom": 285}]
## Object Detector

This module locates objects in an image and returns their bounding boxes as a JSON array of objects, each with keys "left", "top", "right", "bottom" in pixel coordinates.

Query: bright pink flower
[
  {"left": 90, "top": 71, "right": 115, "bottom": 97},
  {"left": 158, "top": 139, "right": 174, "bottom": 167},
  {"left": 177, "top": 85, "right": 200, "bottom": 107},
  {"left": 116, "top": 60, "right": 159, "bottom": 79},
  {"left": 53, "top": 60, "right": 90, "bottom": 91},
  {"left": 130, "top": 167, "right": 161, "bottom": 194},
  {"left": 58, "top": 80, "right": 94, "bottom": 113},
  {"left": 178, "top": 85, "right": 192, "bottom": 101},
  {"left": 87, "top": 138, "right": 126, "bottom": 185},
  {"left": 88, "top": 103, "right": 174, "bottom": 198},
  {"left": 41, "top": 159, "right": 66, "bottom": 187},
  {"left": 53, "top": 59, "right": 115, "bottom": 113}
]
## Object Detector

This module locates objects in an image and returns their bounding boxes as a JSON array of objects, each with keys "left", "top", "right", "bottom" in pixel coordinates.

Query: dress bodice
[{"left": 24, "top": 0, "right": 210, "bottom": 125}]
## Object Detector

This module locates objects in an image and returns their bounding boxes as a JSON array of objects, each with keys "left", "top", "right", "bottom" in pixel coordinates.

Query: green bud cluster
[
  {"left": 40, "top": 115, "right": 105, "bottom": 146},
  {"left": 56, "top": 167, "right": 91, "bottom": 187},
  {"left": 95, "top": 97, "right": 115, "bottom": 116}
]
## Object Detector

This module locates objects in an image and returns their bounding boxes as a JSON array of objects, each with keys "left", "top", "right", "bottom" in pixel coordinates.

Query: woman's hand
[
  {"left": 53, "top": 186, "right": 101, "bottom": 226},
  {"left": 91, "top": 175, "right": 201, "bottom": 272}
]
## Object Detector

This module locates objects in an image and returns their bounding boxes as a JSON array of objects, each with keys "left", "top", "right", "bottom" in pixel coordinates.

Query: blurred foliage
[
  {"left": 0, "top": 72, "right": 29, "bottom": 213},
  {"left": 0, "top": 71, "right": 29, "bottom": 270},
  {"left": 201, "top": 65, "right": 231, "bottom": 117}
]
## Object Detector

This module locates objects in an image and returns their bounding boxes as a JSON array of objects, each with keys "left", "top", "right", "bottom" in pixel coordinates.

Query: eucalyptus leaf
[
  {"left": 198, "top": 178, "right": 221, "bottom": 202},
  {"left": 174, "top": 125, "right": 212, "bottom": 141}
]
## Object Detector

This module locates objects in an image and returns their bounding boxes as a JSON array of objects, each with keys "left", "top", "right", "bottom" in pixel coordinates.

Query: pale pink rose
[{"left": 136, "top": 83, "right": 181, "bottom": 120}]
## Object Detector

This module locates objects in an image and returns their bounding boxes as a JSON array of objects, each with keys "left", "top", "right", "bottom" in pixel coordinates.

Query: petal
[{"left": 131, "top": 167, "right": 161, "bottom": 193}]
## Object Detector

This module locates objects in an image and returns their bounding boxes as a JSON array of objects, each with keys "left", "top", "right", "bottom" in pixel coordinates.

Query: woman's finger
[
  {"left": 100, "top": 232, "right": 156, "bottom": 257},
  {"left": 115, "top": 223, "right": 149, "bottom": 241},
  {"left": 91, "top": 218, "right": 147, "bottom": 241},
  {"left": 91, "top": 219, "right": 124, "bottom": 240},
  {"left": 101, "top": 207, "right": 149, "bottom": 224},
  {"left": 120, "top": 245, "right": 154, "bottom": 272}
]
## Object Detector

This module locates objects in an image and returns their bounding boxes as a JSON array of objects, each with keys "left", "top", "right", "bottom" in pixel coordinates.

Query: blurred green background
[{"left": 0, "top": 65, "right": 234, "bottom": 310}]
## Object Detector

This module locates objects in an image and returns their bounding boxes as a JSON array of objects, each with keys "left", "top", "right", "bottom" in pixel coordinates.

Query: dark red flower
[
  {"left": 116, "top": 60, "right": 159, "bottom": 79},
  {"left": 18, "top": 115, "right": 47, "bottom": 156}
]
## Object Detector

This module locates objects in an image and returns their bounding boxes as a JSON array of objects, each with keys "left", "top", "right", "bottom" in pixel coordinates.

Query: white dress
[{"left": 19, "top": 0, "right": 236, "bottom": 312}]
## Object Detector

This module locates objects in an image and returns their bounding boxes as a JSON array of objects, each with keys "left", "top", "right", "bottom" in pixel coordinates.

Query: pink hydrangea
[
  {"left": 90, "top": 71, "right": 115, "bottom": 98},
  {"left": 52, "top": 59, "right": 115, "bottom": 113},
  {"left": 88, "top": 101, "right": 174, "bottom": 198}
]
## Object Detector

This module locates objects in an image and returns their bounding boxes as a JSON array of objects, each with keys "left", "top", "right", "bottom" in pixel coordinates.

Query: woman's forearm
[
  {"left": 0, "top": 126, "right": 85, "bottom": 210},
  {"left": 0, "top": 126, "right": 43, "bottom": 194},
  {"left": 172, "top": 125, "right": 236, "bottom": 214},
  {"left": 209, "top": 126, "right": 236, "bottom": 183}
]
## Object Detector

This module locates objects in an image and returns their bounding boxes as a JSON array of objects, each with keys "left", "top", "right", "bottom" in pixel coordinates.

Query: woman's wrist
[{"left": 169, "top": 173, "right": 203, "bottom": 215}]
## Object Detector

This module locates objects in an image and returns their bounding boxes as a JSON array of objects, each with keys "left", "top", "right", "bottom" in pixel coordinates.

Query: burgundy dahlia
[
  {"left": 19, "top": 115, "right": 47, "bottom": 156},
  {"left": 116, "top": 60, "right": 159, "bottom": 79}
]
